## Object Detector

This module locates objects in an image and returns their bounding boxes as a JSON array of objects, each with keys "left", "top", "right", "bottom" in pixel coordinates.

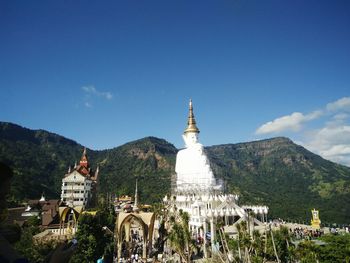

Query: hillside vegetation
[{"left": 1, "top": 122, "right": 349, "bottom": 224}]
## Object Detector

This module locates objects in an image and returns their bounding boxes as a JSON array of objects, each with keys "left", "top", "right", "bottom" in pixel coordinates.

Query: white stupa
[
  {"left": 165, "top": 100, "right": 268, "bottom": 257},
  {"left": 175, "top": 99, "right": 221, "bottom": 192}
]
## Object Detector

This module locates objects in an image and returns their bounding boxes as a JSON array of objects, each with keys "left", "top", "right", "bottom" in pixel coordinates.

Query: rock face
[{"left": 1, "top": 122, "right": 350, "bottom": 223}]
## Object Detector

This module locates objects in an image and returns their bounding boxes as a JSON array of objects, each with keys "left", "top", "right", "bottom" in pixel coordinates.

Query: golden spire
[{"left": 184, "top": 99, "right": 200, "bottom": 134}]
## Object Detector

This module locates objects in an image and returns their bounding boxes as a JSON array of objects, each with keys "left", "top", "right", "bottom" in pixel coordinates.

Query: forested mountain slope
[{"left": 1, "top": 122, "right": 349, "bottom": 223}]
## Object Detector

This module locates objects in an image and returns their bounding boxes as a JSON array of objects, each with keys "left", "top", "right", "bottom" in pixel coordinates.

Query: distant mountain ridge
[{"left": 1, "top": 121, "right": 349, "bottom": 224}]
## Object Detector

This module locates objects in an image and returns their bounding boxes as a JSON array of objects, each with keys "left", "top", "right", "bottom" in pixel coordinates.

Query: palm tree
[
  {"left": 251, "top": 229, "right": 264, "bottom": 262},
  {"left": 235, "top": 221, "right": 252, "bottom": 263},
  {"left": 168, "top": 210, "right": 195, "bottom": 263},
  {"left": 263, "top": 225, "right": 268, "bottom": 263},
  {"left": 152, "top": 202, "right": 168, "bottom": 254},
  {"left": 279, "top": 226, "right": 290, "bottom": 249},
  {"left": 236, "top": 223, "right": 242, "bottom": 262},
  {"left": 269, "top": 227, "right": 280, "bottom": 263}
]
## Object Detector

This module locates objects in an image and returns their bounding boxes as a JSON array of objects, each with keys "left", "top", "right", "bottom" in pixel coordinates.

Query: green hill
[
  {"left": 206, "top": 137, "right": 350, "bottom": 224},
  {"left": 95, "top": 136, "right": 177, "bottom": 203},
  {"left": 1, "top": 122, "right": 349, "bottom": 224}
]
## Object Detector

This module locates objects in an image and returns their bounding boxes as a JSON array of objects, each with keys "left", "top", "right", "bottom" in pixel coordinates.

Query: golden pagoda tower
[{"left": 184, "top": 99, "right": 200, "bottom": 134}]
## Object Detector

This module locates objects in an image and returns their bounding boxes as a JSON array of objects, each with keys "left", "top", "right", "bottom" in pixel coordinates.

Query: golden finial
[{"left": 184, "top": 99, "right": 200, "bottom": 134}]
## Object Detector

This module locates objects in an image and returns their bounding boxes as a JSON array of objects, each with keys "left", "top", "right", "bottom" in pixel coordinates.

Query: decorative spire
[
  {"left": 74, "top": 161, "right": 77, "bottom": 169},
  {"left": 80, "top": 147, "right": 89, "bottom": 168},
  {"left": 40, "top": 192, "right": 45, "bottom": 202},
  {"left": 184, "top": 99, "right": 200, "bottom": 134},
  {"left": 134, "top": 178, "right": 139, "bottom": 212},
  {"left": 68, "top": 166, "right": 71, "bottom": 173},
  {"left": 93, "top": 165, "right": 100, "bottom": 181}
]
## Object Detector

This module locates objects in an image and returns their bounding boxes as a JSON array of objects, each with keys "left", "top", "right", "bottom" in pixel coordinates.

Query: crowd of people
[
  {"left": 120, "top": 230, "right": 144, "bottom": 263},
  {"left": 290, "top": 227, "right": 324, "bottom": 240}
]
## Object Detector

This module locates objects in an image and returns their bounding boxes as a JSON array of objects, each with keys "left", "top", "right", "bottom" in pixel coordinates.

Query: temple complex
[{"left": 165, "top": 100, "right": 268, "bottom": 255}]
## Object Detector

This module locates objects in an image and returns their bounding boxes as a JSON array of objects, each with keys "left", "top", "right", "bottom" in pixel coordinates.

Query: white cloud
[
  {"left": 81, "top": 85, "right": 113, "bottom": 108},
  {"left": 322, "top": 145, "right": 350, "bottom": 158},
  {"left": 255, "top": 111, "right": 322, "bottom": 135},
  {"left": 333, "top": 113, "right": 348, "bottom": 120},
  {"left": 82, "top": 85, "right": 113, "bottom": 100},
  {"left": 84, "top": 102, "right": 92, "bottom": 108},
  {"left": 326, "top": 113, "right": 349, "bottom": 127},
  {"left": 326, "top": 97, "right": 350, "bottom": 112},
  {"left": 255, "top": 96, "right": 350, "bottom": 166},
  {"left": 302, "top": 125, "right": 350, "bottom": 166}
]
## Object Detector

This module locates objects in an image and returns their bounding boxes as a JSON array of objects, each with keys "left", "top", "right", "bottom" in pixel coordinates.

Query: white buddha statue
[{"left": 175, "top": 100, "right": 221, "bottom": 192}]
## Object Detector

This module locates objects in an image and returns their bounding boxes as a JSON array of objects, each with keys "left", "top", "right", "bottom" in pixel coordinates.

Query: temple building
[
  {"left": 60, "top": 148, "right": 99, "bottom": 208},
  {"left": 5, "top": 193, "right": 60, "bottom": 229},
  {"left": 165, "top": 100, "right": 268, "bottom": 255}
]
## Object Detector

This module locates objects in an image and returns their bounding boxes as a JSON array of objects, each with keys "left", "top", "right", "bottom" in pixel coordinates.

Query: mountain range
[{"left": 0, "top": 121, "right": 349, "bottom": 224}]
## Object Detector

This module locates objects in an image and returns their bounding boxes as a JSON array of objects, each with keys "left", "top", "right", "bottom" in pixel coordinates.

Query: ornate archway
[
  {"left": 58, "top": 206, "right": 83, "bottom": 237},
  {"left": 116, "top": 212, "right": 155, "bottom": 260}
]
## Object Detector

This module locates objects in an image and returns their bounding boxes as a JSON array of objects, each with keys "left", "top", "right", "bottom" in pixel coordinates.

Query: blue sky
[{"left": 1, "top": 1, "right": 350, "bottom": 165}]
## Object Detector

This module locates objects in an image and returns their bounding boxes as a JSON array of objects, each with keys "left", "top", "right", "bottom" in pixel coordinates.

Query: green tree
[
  {"left": 14, "top": 227, "right": 37, "bottom": 261},
  {"left": 294, "top": 240, "right": 319, "bottom": 263},
  {"left": 14, "top": 226, "right": 60, "bottom": 262},
  {"left": 227, "top": 224, "right": 296, "bottom": 263},
  {"left": 317, "top": 233, "right": 350, "bottom": 263},
  {"left": 152, "top": 202, "right": 169, "bottom": 254},
  {"left": 70, "top": 209, "right": 115, "bottom": 263},
  {"left": 168, "top": 210, "right": 195, "bottom": 263}
]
